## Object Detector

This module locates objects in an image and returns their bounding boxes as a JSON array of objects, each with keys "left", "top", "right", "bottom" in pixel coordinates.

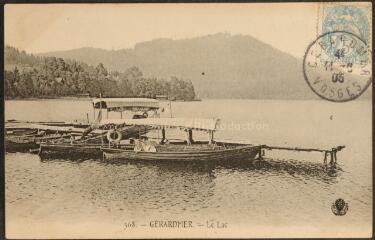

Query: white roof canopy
[
  {"left": 92, "top": 98, "right": 159, "bottom": 111},
  {"left": 99, "top": 118, "right": 221, "bottom": 131}
]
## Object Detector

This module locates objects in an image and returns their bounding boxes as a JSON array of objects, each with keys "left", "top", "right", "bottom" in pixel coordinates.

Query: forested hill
[
  {"left": 4, "top": 46, "right": 196, "bottom": 100},
  {"left": 40, "top": 33, "right": 319, "bottom": 99}
]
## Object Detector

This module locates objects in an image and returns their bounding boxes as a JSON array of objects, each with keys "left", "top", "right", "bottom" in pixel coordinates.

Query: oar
[{"left": 82, "top": 110, "right": 102, "bottom": 137}]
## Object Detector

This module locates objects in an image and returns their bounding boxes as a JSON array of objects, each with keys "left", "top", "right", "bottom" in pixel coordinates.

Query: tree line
[{"left": 4, "top": 46, "right": 196, "bottom": 100}]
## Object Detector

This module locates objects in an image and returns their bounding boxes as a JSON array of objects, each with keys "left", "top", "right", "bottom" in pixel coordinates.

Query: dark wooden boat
[
  {"left": 35, "top": 122, "right": 152, "bottom": 158},
  {"left": 100, "top": 118, "right": 262, "bottom": 162},
  {"left": 5, "top": 140, "right": 39, "bottom": 153},
  {"left": 5, "top": 128, "right": 65, "bottom": 152},
  {"left": 38, "top": 142, "right": 103, "bottom": 159},
  {"left": 102, "top": 141, "right": 261, "bottom": 162}
]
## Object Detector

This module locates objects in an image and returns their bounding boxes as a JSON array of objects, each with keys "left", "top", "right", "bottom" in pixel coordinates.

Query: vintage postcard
[{"left": 3, "top": 2, "right": 372, "bottom": 239}]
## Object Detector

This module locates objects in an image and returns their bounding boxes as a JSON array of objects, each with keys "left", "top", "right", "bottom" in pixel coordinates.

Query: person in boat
[
  {"left": 185, "top": 129, "right": 194, "bottom": 145},
  {"left": 160, "top": 138, "right": 169, "bottom": 145},
  {"left": 132, "top": 112, "right": 148, "bottom": 119},
  {"left": 134, "top": 136, "right": 157, "bottom": 152}
]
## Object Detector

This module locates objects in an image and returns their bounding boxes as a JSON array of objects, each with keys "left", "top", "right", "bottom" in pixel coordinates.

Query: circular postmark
[{"left": 303, "top": 31, "right": 372, "bottom": 102}]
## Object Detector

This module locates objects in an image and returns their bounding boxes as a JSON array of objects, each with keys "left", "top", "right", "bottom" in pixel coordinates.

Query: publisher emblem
[{"left": 331, "top": 198, "right": 348, "bottom": 216}]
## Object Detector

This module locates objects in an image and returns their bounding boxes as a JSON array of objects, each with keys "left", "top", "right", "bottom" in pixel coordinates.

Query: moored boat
[
  {"left": 38, "top": 142, "right": 104, "bottom": 159},
  {"left": 100, "top": 118, "right": 262, "bottom": 162},
  {"left": 102, "top": 142, "right": 261, "bottom": 162},
  {"left": 5, "top": 97, "right": 162, "bottom": 153}
]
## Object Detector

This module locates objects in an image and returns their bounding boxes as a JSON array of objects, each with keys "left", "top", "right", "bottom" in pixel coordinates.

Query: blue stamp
[
  {"left": 321, "top": 5, "right": 369, "bottom": 64},
  {"left": 323, "top": 5, "right": 369, "bottom": 42}
]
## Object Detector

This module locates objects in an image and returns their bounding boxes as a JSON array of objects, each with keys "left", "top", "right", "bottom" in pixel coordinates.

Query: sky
[{"left": 5, "top": 3, "right": 321, "bottom": 59}]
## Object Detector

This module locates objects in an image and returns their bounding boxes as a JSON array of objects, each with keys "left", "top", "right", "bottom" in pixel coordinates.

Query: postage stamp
[
  {"left": 317, "top": 2, "right": 372, "bottom": 44},
  {"left": 308, "top": 3, "right": 372, "bottom": 102}
]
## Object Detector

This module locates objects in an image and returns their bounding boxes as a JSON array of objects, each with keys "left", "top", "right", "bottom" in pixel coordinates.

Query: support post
[
  {"left": 334, "top": 151, "right": 337, "bottom": 164},
  {"left": 185, "top": 129, "right": 192, "bottom": 145},
  {"left": 208, "top": 130, "right": 214, "bottom": 144},
  {"left": 329, "top": 148, "right": 337, "bottom": 167},
  {"left": 258, "top": 147, "right": 263, "bottom": 160},
  {"left": 323, "top": 151, "right": 328, "bottom": 170},
  {"left": 169, "top": 101, "right": 173, "bottom": 118},
  {"left": 332, "top": 148, "right": 338, "bottom": 164},
  {"left": 188, "top": 129, "right": 193, "bottom": 144},
  {"left": 100, "top": 93, "right": 103, "bottom": 147},
  {"left": 161, "top": 128, "right": 166, "bottom": 143}
]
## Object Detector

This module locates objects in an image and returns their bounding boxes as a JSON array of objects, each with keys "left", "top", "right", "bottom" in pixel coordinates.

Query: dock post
[
  {"left": 185, "top": 129, "right": 192, "bottom": 145},
  {"left": 323, "top": 151, "right": 328, "bottom": 170},
  {"left": 161, "top": 128, "right": 166, "bottom": 142},
  {"left": 329, "top": 148, "right": 337, "bottom": 168},
  {"left": 257, "top": 147, "right": 263, "bottom": 160},
  {"left": 333, "top": 148, "right": 338, "bottom": 164},
  {"left": 188, "top": 129, "right": 193, "bottom": 144},
  {"left": 334, "top": 151, "right": 337, "bottom": 164},
  {"left": 208, "top": 130, "right": 214, "bottom": 145}
]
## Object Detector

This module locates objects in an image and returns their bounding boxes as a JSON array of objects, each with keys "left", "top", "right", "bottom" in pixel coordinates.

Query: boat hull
[
  {"left": 102, "top": 144, "right": 261, "bottom": 162},
  {"left": 5, "top": 125, "right": 151, "bottom": 153},
  {"left": 5, "top": 140, "right": 39, "bottom": 153},
  {"left": 39, "top": 143, "right": 103, "bottom": 159}
]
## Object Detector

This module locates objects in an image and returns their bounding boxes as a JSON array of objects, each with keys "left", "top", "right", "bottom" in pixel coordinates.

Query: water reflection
[
  {"left": 6, "top": 151, "right": 362, "bottom": 236},
  {"left": 72, "top": 159, "right": 217, "bottom": 216},
  {"left": 38, "top": 154, "right": 340, "bottom": 184},
  {"left": 217, "top": 158, "right": 340, "bottom": 183}
]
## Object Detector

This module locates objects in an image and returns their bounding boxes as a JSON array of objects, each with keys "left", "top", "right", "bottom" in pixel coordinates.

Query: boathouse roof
[
  {"left": 99, "top": 117, "right": 221, "bottom": 131},
  {"left": 92, "top": 98, "right": 159, "bottom": 111}
]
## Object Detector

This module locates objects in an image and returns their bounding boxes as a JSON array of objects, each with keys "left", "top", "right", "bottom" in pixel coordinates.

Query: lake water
[{"left": 5, "top": 99, "right": 372, "bottom": 238}]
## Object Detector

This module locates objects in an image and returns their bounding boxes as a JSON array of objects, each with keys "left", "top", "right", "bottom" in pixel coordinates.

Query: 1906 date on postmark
[{"left": 303, "top": 31, "right": 371, "bottom": 102}]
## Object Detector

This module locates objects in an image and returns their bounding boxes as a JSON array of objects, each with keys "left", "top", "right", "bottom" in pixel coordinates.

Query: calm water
[{"left": 5, "top": 99, "right": 372, "bottom": 238}]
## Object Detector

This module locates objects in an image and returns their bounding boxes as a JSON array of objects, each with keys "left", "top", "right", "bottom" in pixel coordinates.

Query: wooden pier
[{"left": 258, "top": 145, "right": 346, "bottom": 169}]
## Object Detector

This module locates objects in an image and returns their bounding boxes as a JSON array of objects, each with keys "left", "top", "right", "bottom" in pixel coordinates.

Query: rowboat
[
  {"left": 102, "top": 142, "right": 261, "bottom": 162},
  {"left": 101, "top": 118, "right": 262, "bottom": 162}
]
